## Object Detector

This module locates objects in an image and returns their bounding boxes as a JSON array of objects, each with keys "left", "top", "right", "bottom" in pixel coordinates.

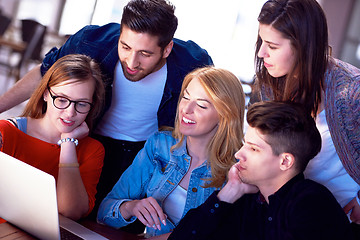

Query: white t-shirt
[
  {"left": 304, "top": 110, "right": 360, "bottom": 209},
  {"left": 95, "top": 62, "right": 167, "bottom": 141},
  {"left": 163, "top": 185, "right": 187, "bottom": 225}
]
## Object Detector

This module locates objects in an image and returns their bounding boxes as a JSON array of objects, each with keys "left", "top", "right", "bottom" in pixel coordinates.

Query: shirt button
[
  {"left": 214, "top": 203, "right": 219, "bottom": 208},
  {"left": 191, "top": 230, "right": 196, "bottom": 235},
  {"left": 192, "top": 188, "right": 198, "bottom": 192},
  {"left": 268, "top": 217, "right": 272, "bottom": 221},
  {"left": 210, "top": 209, "right": 215, "bottom": 213}
]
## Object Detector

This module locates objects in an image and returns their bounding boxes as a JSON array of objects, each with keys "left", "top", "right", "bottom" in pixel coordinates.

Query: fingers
[
  {"left": 349, "top": 210, "right": 360, "bottom": 223},
  {"left": 233, "top": 162, "right": 242, "bottom": 170},
  {"left": 343, "top": 203, "right": 352, "bottom": 214},
  {"left": 345, "top": 198, "right": 360, "bottom": 223},
  {"left": 227, "top": 162, "right": 242, "bottom": 183},
  {"left": 132, "top": 197, "right": 167, "bottom": 230},
  {"left": 74, "top": 121, "right": 89, "bottom": 138},
  {"left": 343, "top": 198, "right": 355, "bottom": 214},
  {"left": 61, "top": 121, "right": 89, "bottom": 139},
  {"left": 79, "top": 121, "right": 89, "bottom": 131}
]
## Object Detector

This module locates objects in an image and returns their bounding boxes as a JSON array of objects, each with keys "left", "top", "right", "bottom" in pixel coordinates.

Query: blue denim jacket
[
  {"left": 97, "top": 131, "right": 218, "bottom": 236},
  {"left": 40, "top": 23, "right": 213, "bottom": 128}
]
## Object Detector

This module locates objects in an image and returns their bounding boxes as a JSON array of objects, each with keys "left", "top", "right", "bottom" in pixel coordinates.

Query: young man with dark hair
[
  {"left": 168, "top": 101, "right": 354, "bottom": 240},
  {"left": 0, "top": 0, "right": 213, "bottom": 220}
]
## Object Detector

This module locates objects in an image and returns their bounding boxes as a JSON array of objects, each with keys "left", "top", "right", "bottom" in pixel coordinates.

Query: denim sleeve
[{"left": 96, "top": 133, "right": 159, "bottom": 228}]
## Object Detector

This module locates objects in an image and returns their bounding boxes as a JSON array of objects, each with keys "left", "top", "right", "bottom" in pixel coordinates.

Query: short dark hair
[
  {"left": 247, "top": 101, "right": 321, "bottom": 172},
  {"left": 121, "top": 0, "right": 178, "bottom": 49}
]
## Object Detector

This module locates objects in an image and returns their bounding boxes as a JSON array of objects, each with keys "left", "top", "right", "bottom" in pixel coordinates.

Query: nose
[
  {"left": 64, "top": 102, "right": 77, "bottom": 117},
  {"left": 257, "top": 42, "right": 268, "bottom": 58},
  {"left": 126, "top": 51, "right": 139, "bottom": 69},
  {"left": 183, "top": 100, "right": 195, "bottom": 114},
  {"left": 234, "top": 146, "right": 245, "bottom": 161}
]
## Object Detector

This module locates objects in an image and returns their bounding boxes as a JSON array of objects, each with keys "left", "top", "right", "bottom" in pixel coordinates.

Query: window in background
[
  {"left": 340, "top": 0, "right": 360, "bottom": 68},
  {"left": 91, "top": 0, "right": 126, "bottom": 26},
  {"left": 16, "top": 0, "right": 54, "bottom": 27},
  {"left": 59, "top": 0, "right": 97, "bottom": 35},
  {"left": 16, "top": 0, "right": 267, "bottom": 82},
  {"left": 171, "top": 0, "right": 266, "bottom": 82},
  {"left": 90, "top": 0, "right": 266, "bottom": 83}
]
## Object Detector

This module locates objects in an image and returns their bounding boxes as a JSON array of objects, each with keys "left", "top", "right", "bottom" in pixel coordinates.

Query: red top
[{"left": 0, "top": 120, "right": 104, "bottom": 217}]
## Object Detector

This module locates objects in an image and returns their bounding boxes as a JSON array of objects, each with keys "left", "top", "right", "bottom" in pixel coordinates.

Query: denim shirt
[
  {"left": 97, "top": 131, "right": 218, "bottom": 237},
  {"left": 40, "top": 23, "right": 213, "bottom": 128}
]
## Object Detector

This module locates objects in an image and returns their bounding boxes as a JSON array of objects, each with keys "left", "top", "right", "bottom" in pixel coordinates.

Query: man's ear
[
  {"left": 162, "top": 40, "right": 173, "bottom": 58},
  {"left": 279, "top": 153, "right": 295, "bottom": 171}
]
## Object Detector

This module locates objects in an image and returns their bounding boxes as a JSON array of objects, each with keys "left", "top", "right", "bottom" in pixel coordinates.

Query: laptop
[{"left": 0, "top": 151, "right": 108, "bottom": 240}]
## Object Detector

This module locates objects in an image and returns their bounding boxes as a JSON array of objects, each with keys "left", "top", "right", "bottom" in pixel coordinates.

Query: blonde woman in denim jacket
[{"left": 97, "top": 67, "right": 245, "bottom": 238}]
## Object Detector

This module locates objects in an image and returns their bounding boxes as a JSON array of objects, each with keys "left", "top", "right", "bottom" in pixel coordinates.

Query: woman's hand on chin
[{"left": 61, "top": 121, "right": 89, "bottom": 140}]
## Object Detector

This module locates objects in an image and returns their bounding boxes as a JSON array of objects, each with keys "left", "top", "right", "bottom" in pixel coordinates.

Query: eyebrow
[
  {"left": 244, "top": 139, "right": 263, "bottom": 149},
  {"left": 119, "top": 40, "right": 155, "bottom": 55},
  {"left": 262, "top": 39, "right": 281, "bottom": 46},
  {"left": 184, "top": 89, "right": 211, "bottom": 103},
  {"left": 50, "top": 89, "right": 91, "bottom": 102}
]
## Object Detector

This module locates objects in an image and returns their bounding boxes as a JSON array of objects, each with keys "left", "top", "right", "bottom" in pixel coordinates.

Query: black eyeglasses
[{"left": 47, "top": 87, "right": 93, "bottom": 114}]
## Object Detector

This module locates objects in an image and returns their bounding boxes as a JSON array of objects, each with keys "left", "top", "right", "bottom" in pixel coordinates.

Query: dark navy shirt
[
  {"left": 41, "top": 23, "right": 213, "bottom": 128},
  {"left": 169, "top": 173, "right": 354, "bottom": 240}
]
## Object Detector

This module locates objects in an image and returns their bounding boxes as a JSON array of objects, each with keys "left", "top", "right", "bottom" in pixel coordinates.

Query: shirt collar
[
  {"left": 268, "top": 173, "right": 305, "bottom": 203},
  {"left": 172, "top": 136, "right": 188, "bottom": 157}
]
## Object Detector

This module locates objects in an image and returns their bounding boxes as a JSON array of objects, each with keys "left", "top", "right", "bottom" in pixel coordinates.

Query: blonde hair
[
  {"left": 21, "top": 54, "right": 105, "bottom": 130},
  {"left": 172, "top": 67, "right": 245, "bottom": 188}
]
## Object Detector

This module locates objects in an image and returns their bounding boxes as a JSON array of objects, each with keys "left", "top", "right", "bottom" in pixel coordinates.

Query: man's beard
[{"left": 121, "top": 55, "right": 165, "bottom": 82}]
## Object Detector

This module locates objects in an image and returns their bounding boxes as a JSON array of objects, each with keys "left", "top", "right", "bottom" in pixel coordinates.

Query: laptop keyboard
[{"left": 60, "top": 227, "right": 84, "bottom": 240}]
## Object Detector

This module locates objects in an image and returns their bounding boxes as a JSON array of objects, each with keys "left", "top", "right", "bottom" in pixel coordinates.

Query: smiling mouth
[
  {"left": 126, "top": 67, "right": 139, "bottom": 75},
  {"left": 182, "top": 116, "right": 195, "bottom": 124},
  {"left": 61, "top": 119, "right": 74, "bottom": 126}
]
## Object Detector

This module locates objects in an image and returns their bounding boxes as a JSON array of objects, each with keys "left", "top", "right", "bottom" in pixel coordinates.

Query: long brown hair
[
  {"left": 21, "top": 54, "right": 105, "bottom": 130},
  {"left": 254, "top": 0, "right": 329, "bottom": 116},
  {"left": 172, "top": 67, "right": 245, "bottom": 188}
]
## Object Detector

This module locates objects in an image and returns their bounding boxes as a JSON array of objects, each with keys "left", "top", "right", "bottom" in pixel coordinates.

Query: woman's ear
[
  {"left": 279, "top": 153, "right": 295, "bottom": 171},
  {"left": 43, "top": 89, "right": 49, "bottom": 102}
]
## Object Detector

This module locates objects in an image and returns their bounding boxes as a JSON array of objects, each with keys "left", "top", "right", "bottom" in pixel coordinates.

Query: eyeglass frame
[{"left": 47, "top": 87, "right": 93, "bottom": 114}]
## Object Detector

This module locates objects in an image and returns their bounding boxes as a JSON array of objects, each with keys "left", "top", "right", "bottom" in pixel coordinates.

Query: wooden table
[
  {"left": 0, "top": 222, "right": 36, "bottom": 240},
  {"left": 80, "top": 219, "right": 145, "bottom": 240},
  {"left": 0, "top": 219, "right": 145, "bottom": 240}
]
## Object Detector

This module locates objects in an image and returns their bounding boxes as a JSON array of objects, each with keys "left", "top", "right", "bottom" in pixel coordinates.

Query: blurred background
[{"left": 0, "top": 0, "right": 360, "bottom": 118}]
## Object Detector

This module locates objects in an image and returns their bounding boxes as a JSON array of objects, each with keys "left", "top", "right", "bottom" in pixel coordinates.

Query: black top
[{"left": 169, "top": 173, "right": 354, "bottom": 240}]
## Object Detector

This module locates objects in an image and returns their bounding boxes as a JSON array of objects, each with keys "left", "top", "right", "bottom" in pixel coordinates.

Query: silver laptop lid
[{"left": 0, "top": 151, "right": 60, "bottom": 240}]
